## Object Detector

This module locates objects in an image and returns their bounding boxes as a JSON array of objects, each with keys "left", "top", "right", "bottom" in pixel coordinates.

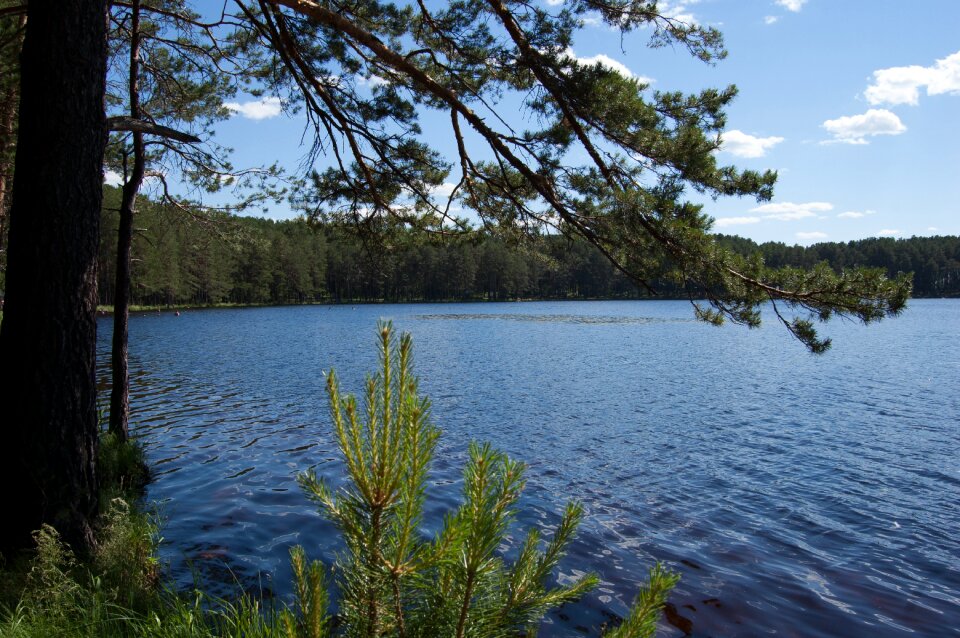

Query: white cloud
[
  {"left": 357, "top": 74, "right": 389, "bottom": 88},
  {"left": 104, "top": 170, "right": 123, "bottom": 186},
  {"left": 721, "top": 130, "right": 785, "bottom": 158},
  {"left": 928, "top": 53, "right": 960, "bottom": 96},
  {"left": 928, "top": 226, "right": 939, "bottom": 232},
  {"left": 821, "top": 109, "right": 906, "bottom": 144},
  {"left": 838, "top": 209, "right": 875, "bottom": 219},
  {"left": 865, "top": 50, "right": 960, "bottom": 106},
  {"left": 544, "top": 0, "right": 564, "bottom": 5},
  {"left": 714, "top": 201, "right": 834, "bottom": 228},
  {"left": 764, "top": 15, "right": 779, "bottom": 25},
  {"left": 878, "top": 229, "right": 901, "bottom": 237},
  {"left": 796, "top": 231, "right": 828, "bottom": 240},
  {"left": 713, "top": 216, "right": 762, "bottom": 227},
  {"left": 668, "top": 11, "right": 697, "bottom": 24},
  {"left": 564, "top": 48, "right": 647, "bottom": 81},
  {"left": 775, "top": 0, "right": 807, "bottom": 12},
  {"left": 223, "top": 96, "right": 282, "bottom": 120},
  {"left": 430, "top": 182, "right": 459, "bottom": 197},
  {"left": 750, "top": 201, "right": 833, "bottom": 221},
  {"left": 659, "top": 1, "right": 700, "bottom": 25},
  {"left": 866, "top": 66, "right": 937, "bottom": 106}
]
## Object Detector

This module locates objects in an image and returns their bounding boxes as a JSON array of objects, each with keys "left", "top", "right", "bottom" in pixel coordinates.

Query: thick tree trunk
[
  {"left": 0, "top": 84, "right": 14, "bottom": 261},
  {"left": 0, "top": 0, "right": 109, "bottom": 555},
  {"left": 0, "top": 14, "right": 26, "bottom": 263},
  {"left": 109, "top": 0, "right": 145, "bottom": 442}
]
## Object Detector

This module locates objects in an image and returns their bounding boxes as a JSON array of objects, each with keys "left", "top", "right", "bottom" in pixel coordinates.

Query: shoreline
[
  {"left": 96, "top": 292, "right": 954, "bottom": 316},
  {"left": 95, "top": 296, "right": 654, "bottom": 315}
]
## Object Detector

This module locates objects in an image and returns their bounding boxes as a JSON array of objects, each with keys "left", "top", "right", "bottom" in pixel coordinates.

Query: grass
[
  {"left": 0, "top": 525, "right": 281, "bottom": 637},
  {"left": 0, "top": 432, "right": 286, "bottom": 638}
]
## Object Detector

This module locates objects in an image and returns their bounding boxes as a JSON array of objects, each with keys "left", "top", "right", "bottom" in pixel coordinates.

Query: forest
[{"left": 95, "top": 186, "right": 960, "bottom": 308}]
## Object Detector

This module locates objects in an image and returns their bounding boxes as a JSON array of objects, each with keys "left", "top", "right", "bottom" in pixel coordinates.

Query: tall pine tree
[{"left": 0, "top": 0, "right": 109, "bottom": 555}]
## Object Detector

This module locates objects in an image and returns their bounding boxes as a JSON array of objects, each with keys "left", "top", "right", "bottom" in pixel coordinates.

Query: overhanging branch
[{"left": 107, "top": 116, "right": 201, "bottom": 144}]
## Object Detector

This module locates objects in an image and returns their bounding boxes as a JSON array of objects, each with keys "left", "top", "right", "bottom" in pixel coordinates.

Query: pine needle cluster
[{"left": 284, "top": 322, "right": 677, "bottom": 637}]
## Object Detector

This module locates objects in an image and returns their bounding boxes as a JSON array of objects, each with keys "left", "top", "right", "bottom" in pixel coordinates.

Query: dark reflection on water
[
  {"left": 415, "top": 313, "right": 698, "bottom": 325},
  {"left": 97, "top": 300, "right": 960, "bottom": 637}
]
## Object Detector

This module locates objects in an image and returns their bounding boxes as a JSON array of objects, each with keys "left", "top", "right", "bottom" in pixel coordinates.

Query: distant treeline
[
  {"left": 96, "top": 187, "right": 960, "bottom": 307},
  {"left": 714, "top": 234, "right": 960, "bottom": 298}
]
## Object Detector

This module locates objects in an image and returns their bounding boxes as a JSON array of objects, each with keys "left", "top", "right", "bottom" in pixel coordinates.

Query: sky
[{"left": 202, "top": 0, "right": 960, "bottom": 246}]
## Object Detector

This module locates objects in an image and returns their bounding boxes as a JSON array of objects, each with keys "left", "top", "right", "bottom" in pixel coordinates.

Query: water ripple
[{"left": 96, "top": 300, "right": 960, "bottom": 636}]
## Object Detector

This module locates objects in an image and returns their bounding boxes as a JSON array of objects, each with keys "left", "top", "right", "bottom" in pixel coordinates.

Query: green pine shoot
[{"left": 290, "top": 322, "right": 676, "bottom": 637}]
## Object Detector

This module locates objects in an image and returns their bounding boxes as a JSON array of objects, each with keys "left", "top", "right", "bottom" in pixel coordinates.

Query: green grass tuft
[{"left": 98, "top": 430, "right": 151, "bottom": 500}]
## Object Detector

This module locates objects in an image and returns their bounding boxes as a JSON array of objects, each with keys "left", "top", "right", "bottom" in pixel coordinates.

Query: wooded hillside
[{"left": 95, "top": 187, "right": 960, "bottom": 307}]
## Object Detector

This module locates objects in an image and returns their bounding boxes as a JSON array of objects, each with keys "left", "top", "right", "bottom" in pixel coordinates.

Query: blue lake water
[{"left": 96, "top": 299, "right": 960, "bottom": 637}]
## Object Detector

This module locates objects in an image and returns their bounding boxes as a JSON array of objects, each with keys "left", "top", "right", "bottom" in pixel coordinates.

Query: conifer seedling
[{"left": 284, "top": 323, "right": 677, "bottom": 637}]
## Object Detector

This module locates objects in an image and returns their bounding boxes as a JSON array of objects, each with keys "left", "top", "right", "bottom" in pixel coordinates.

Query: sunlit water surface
[{"left": 97, "top": 300, "right": 960, "bottom": 637}]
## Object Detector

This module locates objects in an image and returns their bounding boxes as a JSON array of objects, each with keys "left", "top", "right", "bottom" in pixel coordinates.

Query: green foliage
[
  {"left": 279, "top": 546, "right": 330, "bottom": 638},
  {"left": 602, "top": 565, "right": 680, "bottom": 638},
  {"left": 0, "top": 519, "right": 282, "bottom": 638},
  {"left": 289, "top": 323, "right": 675, "bottom": 637},
  {"left": 98, "top": 188, "right": 960, "bottom": 312},
  {"left": 92, "top": 498, "right": 160, "bottom": 612},
  {"left": 98, "top": 430, "right": 151, "bottom": 498},
  {"left": 716, "top": 233, "right": 960, "bottom": 299},
  {"left": 1, "top": 522, "right": 140, "bottom": 637},
  {"left": 98, "top": 187, "right": 329, "bottom": 308},
  {"left": 0, "top": 501, "right": 161, "bottom": 632},
  {"left": 19, "top": 525, "right": 82, "bottom": 622}
]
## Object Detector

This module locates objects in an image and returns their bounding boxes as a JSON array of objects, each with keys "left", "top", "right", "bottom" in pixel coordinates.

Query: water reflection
[{"left": 415, "top": 312, "right": 698, "bottom": 325}]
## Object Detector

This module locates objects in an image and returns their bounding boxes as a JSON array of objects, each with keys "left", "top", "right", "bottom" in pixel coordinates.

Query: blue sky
[{"left": 207, "top": 0, "right": 960, "bottom": 245}]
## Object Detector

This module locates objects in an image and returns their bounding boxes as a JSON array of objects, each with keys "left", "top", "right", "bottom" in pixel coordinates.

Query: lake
[{"left": 96, "top": 299, "right": 960, "bottom": 637}]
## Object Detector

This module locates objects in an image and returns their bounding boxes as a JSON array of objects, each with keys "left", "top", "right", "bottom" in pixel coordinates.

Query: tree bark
[
  {"left": 109, "top": 0, "right": 145, "bottom": 442},
  {"left": 109, "top": 182, "right": 137, "bottom": 442},
  {"left": 0, "top": 14, "right": 26, "bottom": 263},
  {"left": 0, "top": 0, "right": 109, "bottom": 555}
]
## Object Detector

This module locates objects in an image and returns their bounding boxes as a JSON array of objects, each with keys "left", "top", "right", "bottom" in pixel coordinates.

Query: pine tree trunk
[
  {"left": 0, "top": 78, "right": 16, "bottom": 255},
  {"left": 0, "top": 14, "right": 26, "bottom": 263},
  {"left": 0, "top": 0, "right": 108, "bottom": 555},
  {"left": 109, "top": 186, "right": 136, "bottom": 441},
  {"left": 109, "top": 0, "right": 145, "bottom": 442}
]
